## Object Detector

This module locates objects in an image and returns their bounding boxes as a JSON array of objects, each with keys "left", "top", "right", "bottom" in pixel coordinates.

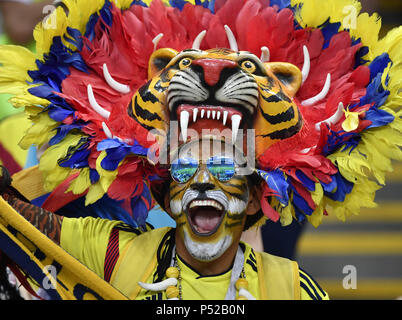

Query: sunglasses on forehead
[{"left": 170, "top": 156, "right": 240, "bottom": 184}]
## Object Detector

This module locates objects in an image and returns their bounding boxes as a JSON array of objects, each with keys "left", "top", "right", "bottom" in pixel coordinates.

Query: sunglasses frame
[{"left": 169, "top": 155, "right": 241, "bottom": 184}]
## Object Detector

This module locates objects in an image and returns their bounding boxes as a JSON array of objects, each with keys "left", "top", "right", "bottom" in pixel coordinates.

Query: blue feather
[
  {"left": 360, "top": 73, "right": 390, "bottom": 108},
  {"left": 195, "top": 0, "right": 215, "bottom": 12},
  {"left": 64, "top": 27, "right": 84, "bottom": 51},
  {"left": 365, "top": 107, "right": 395, "bottom": 129},
  {"left": 270, "top": 0, "right": 291, "bottom": 9},
  {"left": 49, "top": 123, "right": 83, "bottom": 145},
  {"left": 131, "top": 184, "right": 153, "bottom": 229},
  {"left": 98, "top": 138, "right": 150, "bottom": 171},
  {"left": 100, "top": 1, "right": 113, "bottom": 27},
  {"left": 58, "top": 149, "right": 90, "bottom": 169},
  {"left": 58, "top": 138, "right": 90, "bottom": 169},
  {"left": 256, "top": 169, "right": 289, "bottom": 205},
  {"left": 89, "top": 169, "right": 100, "bottom": 184},
  {"left": 295, "top": 170, "right": 315, "bottom": 192},
  {"left": 320, "top": 175, "right": 337, "bottom": 193},
  {"left": 324, "top": 172, "right": 354, "bottom": 202},
  {"left": 47, "top": 106, "right": 74, "bottom": 122},
  {"left": 355, "top": 46, "right": 369, "bottom": 68},
  {"left": 368, "top": 53, "right": 391, "bottom": 81},
  {"left": 320, "top": 20, "right": 341, "bottom": 49},
  {"left": 56, "top": 194, "right": 139, "bottom": 228},
  {"left": 288, "top": 182, "right": 314, "bottom": 217},
  {"left": 130, "top": 0, "right": 149, "bottom": 8}
]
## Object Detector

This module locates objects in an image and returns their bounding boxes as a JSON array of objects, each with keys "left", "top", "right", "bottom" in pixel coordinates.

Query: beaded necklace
[{"left": 139, "top": 245, "right": 256, "bottom": 300}]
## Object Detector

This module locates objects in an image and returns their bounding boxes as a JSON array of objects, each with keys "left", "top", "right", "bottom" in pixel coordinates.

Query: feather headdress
[{"left": 0, "top": 0, "right": 401, "bottom": 229}]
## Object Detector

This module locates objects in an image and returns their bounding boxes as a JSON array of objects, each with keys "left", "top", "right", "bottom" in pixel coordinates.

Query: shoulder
[
  {"left": 298, "top": 267, "right": 329, "bottom": 300},
  {"left": 249, "top": 246, "right": 329, "bottom": 300}
]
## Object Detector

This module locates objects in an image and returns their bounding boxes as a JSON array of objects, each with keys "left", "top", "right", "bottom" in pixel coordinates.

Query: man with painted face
[{"left": 0, "top": 136, "right": 328, "bottom": 300}]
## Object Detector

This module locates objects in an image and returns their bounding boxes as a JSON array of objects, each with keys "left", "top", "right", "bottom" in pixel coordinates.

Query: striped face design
[
  {"left": 168, "top": 141, "right": 250, "bottom": 262},
  {"left": 129, "top": 47, "right": 303, "bottom": 159}
]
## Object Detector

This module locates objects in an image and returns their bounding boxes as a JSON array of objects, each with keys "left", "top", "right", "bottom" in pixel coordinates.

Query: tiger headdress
[
  {"left": 0, "top": 0, "right": 401, "bottom": 229},
  {"left": 132, "top": 43, "right": 303, "bottom": 159}
]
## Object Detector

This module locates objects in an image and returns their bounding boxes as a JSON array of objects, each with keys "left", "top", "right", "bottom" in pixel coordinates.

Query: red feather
[
  {"left": 42, "top": 173, "right": 85, "bottom": 212},
  {"left": 261, "top": 184, "right": 280, "bottom": 222}
]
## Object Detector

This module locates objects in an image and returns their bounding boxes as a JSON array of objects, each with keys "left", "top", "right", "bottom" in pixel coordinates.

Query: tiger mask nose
[{"left": 191, "top": 58, "right": 237, "bottom": 87}]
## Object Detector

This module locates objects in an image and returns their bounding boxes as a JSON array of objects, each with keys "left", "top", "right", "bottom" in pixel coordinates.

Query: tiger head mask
[{"left": 130, "top": 28, "right": 303, "bottom": 161}]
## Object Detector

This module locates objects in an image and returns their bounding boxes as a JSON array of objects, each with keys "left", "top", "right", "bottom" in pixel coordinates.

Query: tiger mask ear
[
  {"left": 265, "top": 62, "right": 302, "bottom": 98},
  {"left": 148, "top": 48, "right": 179, "bottom": 79}
]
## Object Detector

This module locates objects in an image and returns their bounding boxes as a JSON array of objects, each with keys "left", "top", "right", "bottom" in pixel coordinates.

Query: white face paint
[
  {"left": 183, "top": 230, "right": 233, "bottom": 262},
  {"left": 227, "top": 198, "right": 248, "bottom": 215},
  {"left": 170, "top": 199, "right": 182, "bottom": 217},
  {"left": 168, "top": 139, "right": 251, "bottom": 264}
]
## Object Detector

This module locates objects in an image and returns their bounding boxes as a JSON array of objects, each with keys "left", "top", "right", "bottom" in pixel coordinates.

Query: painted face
[{"left": 168, "top": 139, "right": 250, "bottom": 262}]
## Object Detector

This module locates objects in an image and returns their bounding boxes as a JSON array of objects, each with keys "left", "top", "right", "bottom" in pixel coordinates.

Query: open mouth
[
  {"left": 177, "top": 104, "right": 245, "bottom": 142},
  {"left": 187, "top": 199, "right": 225, "bottom": 236}
]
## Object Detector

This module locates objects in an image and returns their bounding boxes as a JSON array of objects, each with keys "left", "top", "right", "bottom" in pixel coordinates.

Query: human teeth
[
  {"left": 180, "top": 110, "right": 190, "bottom": 143},
  {"left": 212, "top": 110, "right": 216, "bottom": 119},
  {"left": 217, "top": 111, "right": 221, "bottom": 120},
  {"left": 207, "top": 110, "right": 211, "bottom": 119},
  {"left": 193, "top": 108, "right": 198, "bottom": 123},
  {"left": 201, "top": 109, "right": 205, "bottom": 118},
  {"left": 189, "top": 200, "right": 223, "bottom": 210},
  {"left": 231, "top": 114, "right": 242, "bottom": 142},
  {"left": 223, "top": 111, "right": 228, "bottom": 125}
]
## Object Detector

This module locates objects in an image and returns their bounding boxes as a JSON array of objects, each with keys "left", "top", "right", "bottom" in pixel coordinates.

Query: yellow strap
[
  {"left": 11, "top": 165, "right": 46, "bottom": 201},
  {"left": 110, "top": 227, "right": 171, "bottom": 299},
  {"left": 256, "top": 251, "right": 300, "bottom": 300}
]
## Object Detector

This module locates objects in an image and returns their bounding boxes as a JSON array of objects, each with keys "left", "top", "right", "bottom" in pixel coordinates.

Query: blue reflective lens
[
  {"left": 170, "top": 157, "right": 198, "bottom": 183},
  {"left": 206, "top": 156, "right": 235, "bottom": 182}
]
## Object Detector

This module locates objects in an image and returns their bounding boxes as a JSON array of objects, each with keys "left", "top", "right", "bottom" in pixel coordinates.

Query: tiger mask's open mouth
[
  {"left": 186, "top": 198, "right": 225, "bottom": 236},
  {"left": 176, "top": 104, "right": 247, "bottom": 143}
]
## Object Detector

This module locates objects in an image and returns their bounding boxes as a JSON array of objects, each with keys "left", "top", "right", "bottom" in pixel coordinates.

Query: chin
[{"left": 183, "top": 230, "right": 233, "bottom": 262}]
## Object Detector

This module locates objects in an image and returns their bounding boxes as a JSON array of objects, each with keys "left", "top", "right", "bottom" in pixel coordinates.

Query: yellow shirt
[{"left": 60, "top": 216, "right": 329, "bottom": 300}]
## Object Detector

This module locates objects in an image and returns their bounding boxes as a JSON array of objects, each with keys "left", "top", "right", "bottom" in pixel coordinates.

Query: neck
[{"left": 174, "top": 231, "right": 241, "bottom": 276}]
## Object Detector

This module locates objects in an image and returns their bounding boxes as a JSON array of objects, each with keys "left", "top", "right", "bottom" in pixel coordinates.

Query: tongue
[{"left": 192, "top": 208, "right": 222, "bottom": 233}]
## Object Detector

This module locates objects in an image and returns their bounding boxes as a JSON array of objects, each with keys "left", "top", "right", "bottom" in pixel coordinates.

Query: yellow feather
[
  {"left": 85, "top": 182, "right": 105, "bottom": 206},
  {"left": 0, "top": 45, "right": 37, "bottom": 97},
  {"left": 39, "top": 134, "right": 84, "bottom": 191},
  {"left": 19, "top": 112, "right": 58, "bottom": 150},
  {"left": 9, "top": 92, "right": 50, "bottom": 109},
  {"left": 115, "top": 0, "right": 137, "bottom": 9},
  {"left": 310, "top": 182, "right": 323, "bottom": 206},
  {"left": 84, "top": 151, "right": 120, "bottom": 205},
  {"left": 349, "top": 12, "right": 381, "bottom": 61},
  {"left": 306, "top": 183, "right": 324, "bottom": 228},
  {"left": 34, "top": 6, "right": 69, "bottom": 56},
  {"left": 291, "top": 0, "right": 361, "bottom": 29},
  {"left": 0, "top": 45, "right": 37, "bottom": 75},
  {"left": 96, "top": 151, "right": 119, "bottom": 192},
  {"left": 342, "top": 108, "right": 362, "bottom": 132},
  {"left": 63, "top": 0, "right": 105, "bottom": 36},
  {"left": 307, "top": 204, "right": 324, "bottom": 228},
  {"left": 328, "top": 178, "right": 379, "bottom": 222},
  {"left": 280, "top": 204, "right": 294, "bottom": 226},
  {"left": 67, "top": 168, "right": 91, "bottom": 195}
]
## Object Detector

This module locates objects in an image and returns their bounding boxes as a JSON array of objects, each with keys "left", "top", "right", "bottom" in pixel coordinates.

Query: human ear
[
  {"left": 163, "top": 191, "right": 173, "bottom": 216},
  {"left": 246, "top": 183, "right": 262, "bottom": 216}
]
